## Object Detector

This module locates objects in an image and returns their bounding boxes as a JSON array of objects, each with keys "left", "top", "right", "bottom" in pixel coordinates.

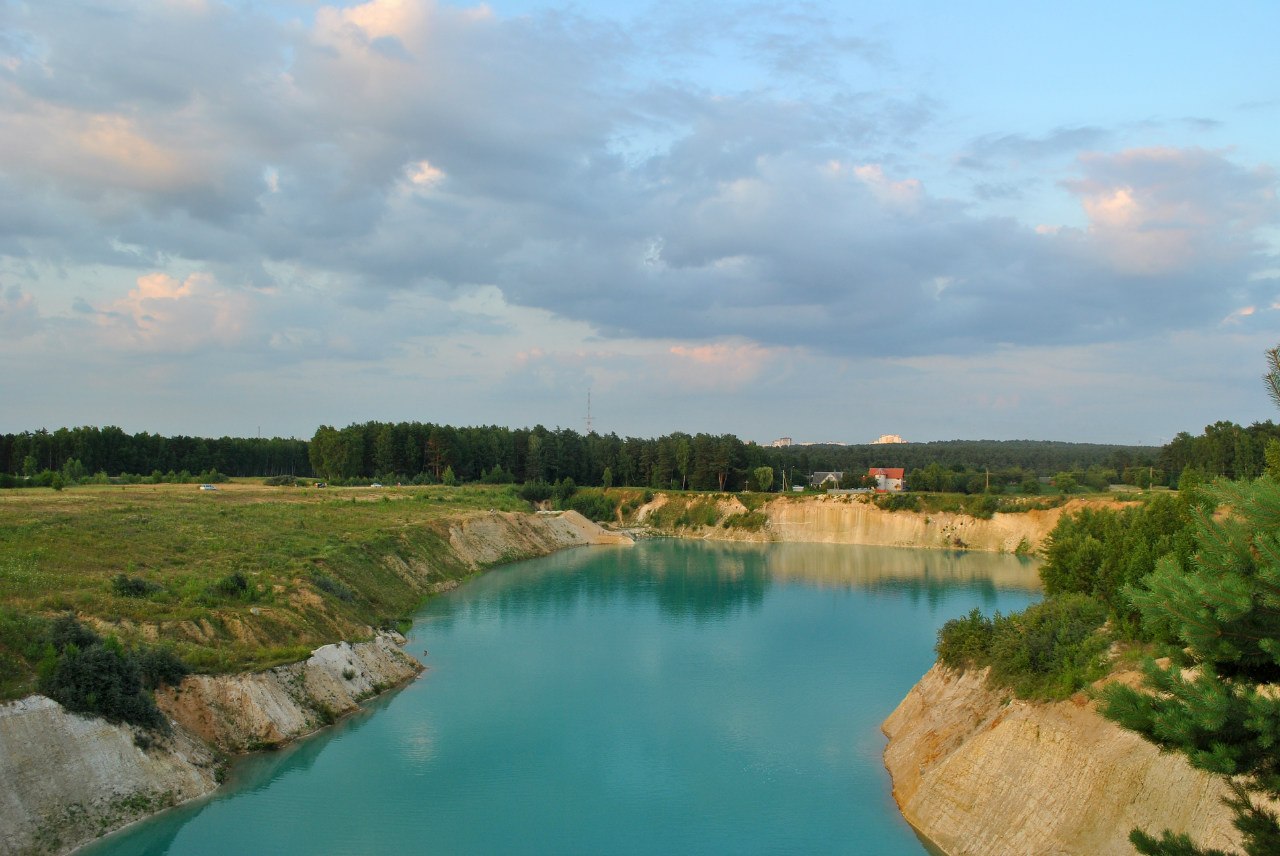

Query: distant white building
[
  {"left": 868, "top": 467, "right": 905, "bottom": 492},
  {"left": 872, "top": 434, "right": 907, "bottom": 445},
  {"left": 771, "top": 437, "right": 793, "bottom": 447}
]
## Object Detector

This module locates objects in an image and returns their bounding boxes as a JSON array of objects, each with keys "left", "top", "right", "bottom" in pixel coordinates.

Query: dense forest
[
  {"left": 1157, "top": 419, "right": 1280, "bottom": 481},
  {"left": 6, "top": 419, "right": 1273, "bottom": 494},
  {"left": 0, "top": 426, "right": 309, "bottom": 484},
  {"left": 2, "top": 420, "right": 1160, "bottom": 494}
]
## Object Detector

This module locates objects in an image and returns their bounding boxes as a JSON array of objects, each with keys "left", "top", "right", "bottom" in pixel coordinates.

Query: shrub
[
  {"left": 112, "top": 574, "right": 162, "bottom": 598},
  {"left": 937, "top": 595, "right": 1110, "bottom": 700},
  {"left": 987, "top": 594, "right": 1110, "bottom": 699},
  {"left": 559, "top": 490, "right": 616, "bottom": 522},
  {"left": 518, "top": 481, "right": 554, "bottom": 503},
  {"left": 41, "top": 642, "right": 163, "bottom": 728},
  {"left": 134, "top": 646, "right": 189, "bottom": 690},
  {"left": 937, "top": 608, "right": 995, "bottom": 669},
  {"left": 874, "top": 493, "right": 921, "bottom": 512},
  {"left": 721, "top": 511, "right": 768, "bottom": 531},
  {"left": 676, "top": 498, "right": 721, "bottom": 528},
  {"left": 313, "top": 573, "right": 355, "bottom": 602},
  {"left": 210, "top": 571, "right": 254, "bottom": 601}
]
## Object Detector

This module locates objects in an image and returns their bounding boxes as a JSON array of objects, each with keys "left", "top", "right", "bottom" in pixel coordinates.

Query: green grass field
[{"left": 0, "top": 481, "right": 530, "bottom": 699}]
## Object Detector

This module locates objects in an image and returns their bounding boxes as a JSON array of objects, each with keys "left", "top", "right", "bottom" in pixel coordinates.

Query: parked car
[
  {"left": 313, "top": 482, "right": 327, "bottom": 488},
  {"left": 370, "top": 482, "right": 383, "bottom": 488},
  {"left": 198, "top": 484, "right": 218, "bottom": 491}
]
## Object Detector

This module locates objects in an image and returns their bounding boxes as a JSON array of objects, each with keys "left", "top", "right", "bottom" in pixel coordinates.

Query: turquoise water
[{"left": 82, "top": 540, "right": 1040, "bottom": 855}]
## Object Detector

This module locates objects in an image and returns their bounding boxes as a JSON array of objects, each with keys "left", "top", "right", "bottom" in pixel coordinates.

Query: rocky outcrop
[
  {"left": 447, "top": 509, "right": 632, "bottom": 568},
  {"left": 4, "top": 510, "right": 631, "bottom": 855},
  {"left": 0, "top": 696, "right": 218, "bottom": 856},
  {"left": 155, "top": 632, "right": 422, "bottom": 753},
  {"left": 882, "top": 664, "right": 1247, "bottom": 855}
]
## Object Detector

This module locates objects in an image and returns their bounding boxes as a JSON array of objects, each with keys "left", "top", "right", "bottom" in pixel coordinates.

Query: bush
[
  {"left": 518, "top": 481, "right": 554, "bottom": 503},
  {"left": 41, "top": 642, "right": 163, "bottom": 728},
  {"left": 112, "top": 574, "right": 162, "bottom": 598},
  {"left": 313, "top": 573, "right": 355, "bottom": 602},
  {"left": 988, "top": 594, "right": 1110, "bottom": 699},
  {"left": 721, "top": 511, "right": 768, "bottom": 531},
  {"left": 134, "top": 646, "right": 189, "bottom": 690},
  {"left": 937, "top": 594, "right": 1110, "bottom": 700},
  {"left": 937, "top": 608, "right": 995, "bottom": 669},
  {"left": 210, "top": 571, "right": 254, "bottom": 601},
  {"left": 35, "top": 618, "right": 187, "bottom": 729},
  {"left": 874, "top": 493, "right": 921, "bottom": 512},
  {"left": 559, "top": 490, "right": 616, "bottom": 522}
]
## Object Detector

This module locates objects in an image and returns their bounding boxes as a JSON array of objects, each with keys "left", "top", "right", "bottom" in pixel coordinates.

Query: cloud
[
  {"left": 1, "top": 0, "right": 1279, "bottom": 443},
  {"left": 667, "top": 341, "right": 784, "bottom": 390},
  {"left": 90, "top": 272, "right": 250, "bottom": 352},
  {"left": 0, "top": 285, "right": 40, "bottom": 338},
  {"left": 1062, "top": 147, "right": 1278, "bottom": 275},
  {"left": 956, "top": 126, "right": 1110, "bottom": 171}
]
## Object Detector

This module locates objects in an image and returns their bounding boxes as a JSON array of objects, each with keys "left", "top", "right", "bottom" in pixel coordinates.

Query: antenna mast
[{"left": 585, "top": 389, "right": 594, "bottom": 435}]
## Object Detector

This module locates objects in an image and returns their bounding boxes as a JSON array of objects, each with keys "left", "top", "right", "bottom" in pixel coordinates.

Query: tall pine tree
[{"left": 1100, "top": 346, "right": 1280, "bottom": 856}]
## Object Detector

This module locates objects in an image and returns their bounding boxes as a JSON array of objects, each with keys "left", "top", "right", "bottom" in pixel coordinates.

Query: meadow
[{"left": 0, "top": 481, "right": 530, "bottom": 698}]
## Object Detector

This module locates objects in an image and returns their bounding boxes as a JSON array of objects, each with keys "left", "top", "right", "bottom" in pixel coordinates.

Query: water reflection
[
  {"left": 426, "top": 540, "right": 1039, "bottom": 628},
  {"left": 430, "top": 540, "right": 775, "bottom": 625}
]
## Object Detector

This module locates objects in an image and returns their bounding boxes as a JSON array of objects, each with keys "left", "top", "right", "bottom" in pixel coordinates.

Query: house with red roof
[{"left": 868, "top": 467, "right": 905, "bottom": 493}]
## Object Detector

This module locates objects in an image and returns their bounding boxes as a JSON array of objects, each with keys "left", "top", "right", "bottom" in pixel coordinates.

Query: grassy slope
[{"left": 0, "top": 481, "right": 529, "bottom": 699}]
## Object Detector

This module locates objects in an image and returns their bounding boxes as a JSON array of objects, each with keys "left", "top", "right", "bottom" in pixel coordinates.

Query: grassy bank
[{"left": 0, "top": 481, "right": 530, "bottom": 699}]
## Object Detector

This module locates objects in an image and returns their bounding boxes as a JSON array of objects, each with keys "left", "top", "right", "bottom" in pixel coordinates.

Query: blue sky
[{"left": 1, "top": 0, "right": 1277, "bottom": 445}]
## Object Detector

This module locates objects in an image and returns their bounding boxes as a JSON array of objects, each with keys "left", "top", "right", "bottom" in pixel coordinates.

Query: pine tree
[{"left": 1100, "top": 461, "right": 1280, "bottom": 854}]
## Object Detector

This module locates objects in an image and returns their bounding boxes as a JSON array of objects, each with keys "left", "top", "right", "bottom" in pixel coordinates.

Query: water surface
[{"left": 83, "top": 540, "right": 1039, "bottom": 855}]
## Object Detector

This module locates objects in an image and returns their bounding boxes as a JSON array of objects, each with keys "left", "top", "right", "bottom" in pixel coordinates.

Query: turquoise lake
[{"left": 81, "top": 540, "right": 1040, "bottom": 855}]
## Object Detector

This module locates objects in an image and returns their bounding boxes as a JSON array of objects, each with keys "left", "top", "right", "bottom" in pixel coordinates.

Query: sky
[{"left": 1, "top": 0, "right": 1278, "bottom": 446}]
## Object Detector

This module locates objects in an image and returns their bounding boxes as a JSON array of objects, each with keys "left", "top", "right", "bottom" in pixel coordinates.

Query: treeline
[
  {"left": 309, "top": 423, "right": 760, "bottom": 490},
  {"left": 306, "top": 421, "right": 1159, "bottom": 491},
  {"left": 0, "top": 426, "right": 311, "bottom": 480},
  {"left": 1, "top": 421, "right": 1163, "bottom": 493},
  {"left": 1157, "top": 419, "right": 1280, "bottom": 482},
  {"left": 768, "top": 439, "right": 1156, "bottom": 482}
]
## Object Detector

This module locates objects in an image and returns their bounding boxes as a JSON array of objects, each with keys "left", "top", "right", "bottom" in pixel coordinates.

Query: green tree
[
  {"left": 601, "top": 467, "right": 613, "bottom": 490},
  {"left": 1101, "top": 479, "right": 1280, "bottom": 854},
  {"left": 1264, "top": 439, "right": 1280, "bottom": 480},
  {"left": 752, "top": 466, "right": 774, "bottom": 493},
  {"left": 1099, "top": 346, "right": 1280, "bottom": 855},
  {"left": 441, "top": 465, "right": 457, "bottom": 487}
]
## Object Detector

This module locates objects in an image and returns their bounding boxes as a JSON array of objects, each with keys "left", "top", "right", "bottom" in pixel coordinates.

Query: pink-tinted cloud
[
  {"left": 1063, "top": 147, "right": 1278, "bottom": 275},
  {"left": 666, "top": 342, "right": 781, "bottom": 389},
  {"left": 93, "top": 272, "right": 250, "bottom": 352}
]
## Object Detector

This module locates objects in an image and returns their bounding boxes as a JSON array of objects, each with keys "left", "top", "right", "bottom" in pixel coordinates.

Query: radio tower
[{"left": 585, "top": 389, "right": 594, "bottom": 435}]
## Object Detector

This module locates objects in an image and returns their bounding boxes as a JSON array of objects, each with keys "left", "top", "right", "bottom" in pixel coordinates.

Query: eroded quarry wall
[{"left": 882, "top": 664, "right": 1247, "bottom": 856}]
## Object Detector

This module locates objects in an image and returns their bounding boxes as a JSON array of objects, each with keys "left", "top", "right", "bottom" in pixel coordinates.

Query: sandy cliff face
[
  {"left": 636, "top": 493, "right": 1090, "bottom": 553},
  {"left": 882, "top": 664, "right": 1244, "bottom": 855},
  {"left": 6, "top": 511, "right": 630, "bottom": 855},
  {"left": 155, "top": 632, "right": 422, "bottom": 753},
  {"left": 0, "top": 696, "right": 218, "bottom": 856},
  {"left": 447, "top": 509, "right": 632, "bottom": 568},
  {"left": 761, "top": 496, "right": 1065, "bottom": 552}
]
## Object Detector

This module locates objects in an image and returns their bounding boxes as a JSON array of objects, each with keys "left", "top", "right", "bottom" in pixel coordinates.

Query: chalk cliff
[{"left": 882, "top": 664, "right": 1246, "bottom": 855}]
